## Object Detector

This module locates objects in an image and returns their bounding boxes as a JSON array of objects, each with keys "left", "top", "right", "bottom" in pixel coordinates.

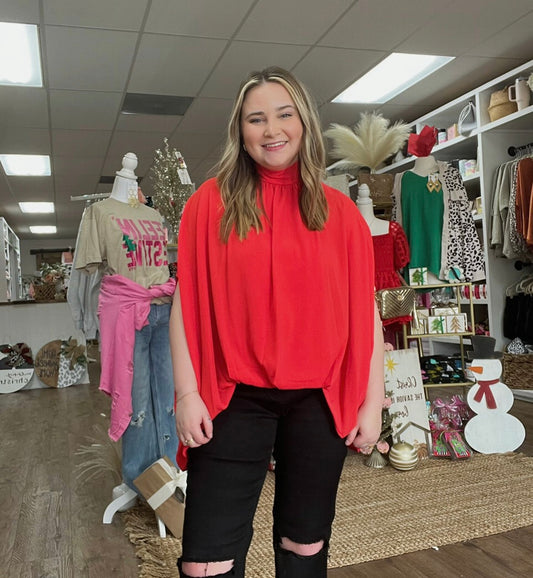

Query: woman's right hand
[{"left": 175, "top": 391, "right": 213, "bottom": 448}]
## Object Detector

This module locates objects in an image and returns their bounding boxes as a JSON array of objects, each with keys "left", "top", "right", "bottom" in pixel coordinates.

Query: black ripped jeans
[{"left": 179, "top": 384, "right": 347, "bottom": 577}]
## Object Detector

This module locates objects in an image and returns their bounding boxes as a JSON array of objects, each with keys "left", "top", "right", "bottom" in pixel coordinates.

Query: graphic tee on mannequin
[
  {"left": 74, "top": 152, "right": 178, "bottom": 494},
  {"left": 357, "top": 184, "right": 411, "bottom": 326},
  {"left": 75, "top": 154, "right": 170, "bottom": 293},
  {"left": 401, "top": 155, "right": 444, "bottom": 279}
]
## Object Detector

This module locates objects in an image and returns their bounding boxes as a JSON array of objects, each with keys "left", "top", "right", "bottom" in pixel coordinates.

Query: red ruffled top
[
  {"left": 372, "top": 221, "right": 411, "bottom": 326},
  {"left": 176, "top": 163, "right": 375, "bottom": 469}
]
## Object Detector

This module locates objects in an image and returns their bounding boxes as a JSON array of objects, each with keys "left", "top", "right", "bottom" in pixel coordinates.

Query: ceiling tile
[
  {"left": 1, "top": 0, "right": 40, "bottom": 23},
  {"left": 145, "top": 0, "right": 254, "bottom": 38},
  {"left": 0, "top": 128, "right": 51, "bottom": 154},
  {"left": 388, "top": 56, "right": 527, "bottom": 107},
  {"left": 54, "top": 174, "right": 100, "bottom": 195},
  {"left": 235, "top": 0, "right": 353, "bottom": 44},
  {"left": 176, "top": 98, "right": 233, "bottom": 133},
  {"left": 0, "top": 87, "right": 49, "bottom": 129},
  {"left": 6, "top": 176, "right": 54, "bottom": 197},
  {"left": 128, "top": 34, "right": 227, "bottom": 95},
  {"left": 168, "top": 132, "right": 222, "bottom": 160},
  {"left": 319, "top": 0, "right": 450, "bottom": 50},
  {"left": 45, "top": 26, "right": 138, "bottom": 91},
  {"left": 293, "top": 47, "right": 385, "bottom": 104},
  {"left": 52, "top": 130, "right": 112, "bottom": 157},
  {"left": 199, "top": 41, "right": 309, "bottom": 99},
  {"left": 52, "top": 156, "right": 105, "bottom": 176},
  {"left": 43, "top": 0, "right": 148, "bottom": 30},
  {"left": 396, "top": 0, "right": 533, "bottom": 56},
  {"left": 115, "top": 112, "right": 182, "bottom": 133},
  {"left": 466, "top": 10, "right": 533, "bottom": 58},
  {"left": 49, "top": 90, "right": 122, "bottom": 130}
]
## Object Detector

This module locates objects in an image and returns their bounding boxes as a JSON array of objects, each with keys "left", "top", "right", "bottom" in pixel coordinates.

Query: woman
[{"left": 169, "top": 66, "right": 384, "bottom": 578}]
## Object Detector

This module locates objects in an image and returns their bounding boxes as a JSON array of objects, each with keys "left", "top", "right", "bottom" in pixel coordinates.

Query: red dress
[
  {"left": 373, "top": 220, "right": 411, "bottom": 326},
  {"left": 177, "top": 162, "right": 375, "bottom": 469}
]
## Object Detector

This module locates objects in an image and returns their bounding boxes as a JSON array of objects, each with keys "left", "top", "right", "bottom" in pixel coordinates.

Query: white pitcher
[{"left": 508, "top": 77, "right": 531, "bottom": 111}]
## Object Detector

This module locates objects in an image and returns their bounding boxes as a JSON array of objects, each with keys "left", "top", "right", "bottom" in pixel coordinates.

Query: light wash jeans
[{"left": 121, "top": 303, "right": 179, "bottom": 490}]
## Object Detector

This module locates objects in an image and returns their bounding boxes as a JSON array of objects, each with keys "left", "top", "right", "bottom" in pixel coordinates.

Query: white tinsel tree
[{"left": 149, "top": 137, "right": 195, "bottom": 238}]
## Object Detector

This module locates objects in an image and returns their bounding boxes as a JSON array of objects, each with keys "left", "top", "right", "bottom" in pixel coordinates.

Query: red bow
[{"left": 473, "top": 378, "right": 499, "bottom": 409}]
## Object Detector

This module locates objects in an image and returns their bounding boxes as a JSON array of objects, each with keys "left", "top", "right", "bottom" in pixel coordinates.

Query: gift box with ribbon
[{"left": 134, "top": 455, "right": 187, "bottom": 538}]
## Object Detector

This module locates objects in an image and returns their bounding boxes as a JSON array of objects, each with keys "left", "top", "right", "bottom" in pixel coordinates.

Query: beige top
[{"left": 74, "top": 198, "right": 171, "bottom": 300}]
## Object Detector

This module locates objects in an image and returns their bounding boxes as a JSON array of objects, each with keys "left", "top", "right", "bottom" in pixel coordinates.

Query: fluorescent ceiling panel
[
  {"left": 333, "top": 53, "right": 454, "bottom": 104},
  {"left": 30, "top": 226, "right": 57, "bottom": 234},
  {"left": 0, "top": 23, "right": 43, "bottom": 87},
  {"left": 0, "top": 154, "right": 51, "bottom": 176},
  {"left": 19, "top": 202, "right": 55, "bottom": 213}
]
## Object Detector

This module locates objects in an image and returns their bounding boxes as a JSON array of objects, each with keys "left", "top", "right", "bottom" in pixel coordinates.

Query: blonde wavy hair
[{"left": 216, "top": 66, "right": 327, "bottom": 242}]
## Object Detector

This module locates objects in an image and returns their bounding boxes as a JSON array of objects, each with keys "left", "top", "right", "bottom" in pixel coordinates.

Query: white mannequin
[
  {"left": 411, "top": 155, "right": 439, "bottom": 177},
  {"left": 356, "top": 183, "right": 389, "bottom": 236},
  {"left": 110, "top": 152, "right": 139, "bottom": 203}
]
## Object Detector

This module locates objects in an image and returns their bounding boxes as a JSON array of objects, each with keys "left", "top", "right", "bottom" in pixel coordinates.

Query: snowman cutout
[{"left": 464, "top": 335, "right": 525, "bottom": 454}]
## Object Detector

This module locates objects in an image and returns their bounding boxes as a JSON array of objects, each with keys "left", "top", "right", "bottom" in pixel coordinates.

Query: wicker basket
[
  {"left": 357, "top": 172, "right": 394, "bottom": 206},
  {"left": 33, "top": 283, "right": 57, "bottom": 301},
  {"left": 501, "top": 353, "right": 533, "bottom": 389},
  {"left": 488, "top": 87, "right": 518, "bottom": 122}
]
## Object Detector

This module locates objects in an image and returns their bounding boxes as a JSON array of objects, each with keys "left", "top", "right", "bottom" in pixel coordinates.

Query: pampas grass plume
[{"left": 325, "top": 112, "right": 411, "bottom": 171}]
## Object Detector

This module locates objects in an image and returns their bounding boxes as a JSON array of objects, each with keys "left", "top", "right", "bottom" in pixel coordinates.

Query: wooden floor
[{"left": 2, "top": 371, "right": 532, "bottom": 577}]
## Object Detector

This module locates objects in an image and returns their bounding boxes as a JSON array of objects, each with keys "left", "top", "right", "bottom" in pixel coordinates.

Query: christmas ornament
[
  {"left": 388, "top": 442, "right": 419, "bottom": 471},
  {"left": 149, "top": 138, "right": 195, "bottom": 237},
  {"left": 364, "top": 446, "right": 388, "bottom": 469}
]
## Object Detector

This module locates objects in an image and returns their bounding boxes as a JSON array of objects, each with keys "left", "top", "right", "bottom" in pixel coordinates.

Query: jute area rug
[{"left": 122, "top": 452, "right": 533, "bottom": 577}]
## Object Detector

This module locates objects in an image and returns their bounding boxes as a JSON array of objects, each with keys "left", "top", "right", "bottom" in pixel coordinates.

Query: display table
[{"left": 0, "top": 300, "right": 89, "bottom": 391}]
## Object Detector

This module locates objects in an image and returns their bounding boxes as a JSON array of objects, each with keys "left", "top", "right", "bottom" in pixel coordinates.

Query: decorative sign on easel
[
  {"left": 0, "top": 342, "right": 34, "bottom": 394},
  {"left": 384, "top": 348, "right": 430, "bottom": 447}
]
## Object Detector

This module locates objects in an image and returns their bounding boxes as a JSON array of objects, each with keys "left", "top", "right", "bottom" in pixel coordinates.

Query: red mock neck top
[{"left": 176, "top": 162, "right": 375, "bottom": 468}]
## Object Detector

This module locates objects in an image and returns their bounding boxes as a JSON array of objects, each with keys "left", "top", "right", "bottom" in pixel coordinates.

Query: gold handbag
[{"left": 375, "top": 277, "right": 415, "bottom": 319}]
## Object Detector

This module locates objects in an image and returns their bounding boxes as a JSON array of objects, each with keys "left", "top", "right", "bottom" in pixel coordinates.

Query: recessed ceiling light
[
  {"left": 19, "top": 202, "right": 55, "bottom": 213},
  {"left": 30, "top": 225, "right": 57, "bottom": 234},
  {"left": 332, "top": 53, "right": 455, "bottom": 104},
  {"left": 0, "top": 23, "right": 43, "bottom": 87},
  {"left": 0, "top": 154, "right": 51, "bottom": 176}
]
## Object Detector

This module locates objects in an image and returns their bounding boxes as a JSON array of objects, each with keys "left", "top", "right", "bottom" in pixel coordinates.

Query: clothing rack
[{"left": 508, "top": 142, "right": 533, "bottom": 157}]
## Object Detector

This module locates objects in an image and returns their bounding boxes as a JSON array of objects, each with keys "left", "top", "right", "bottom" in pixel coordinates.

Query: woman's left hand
[{"left": 345, "top": 399, "right": 382, "bottom": 450}]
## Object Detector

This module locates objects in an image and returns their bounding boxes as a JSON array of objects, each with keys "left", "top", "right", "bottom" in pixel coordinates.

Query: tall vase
[{"left": 364, "top": 447, "right": 388, "bottom": 468}]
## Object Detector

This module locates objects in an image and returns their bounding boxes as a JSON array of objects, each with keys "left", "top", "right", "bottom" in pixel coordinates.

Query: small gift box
[
  {"left": 432, "top": 306, "right": 459, "bottom": 316},
  {"left": 427, "top": 315, "right": 446, "bottom": 334},
  {"left": 134, "top": 455, "right": 187, "bottom": 538},
  {"left": 445, "top": 313, "right": 467, "bottom": 333},
  {"left": 409, "top": 267, "right": 428, "bottom": 286}
]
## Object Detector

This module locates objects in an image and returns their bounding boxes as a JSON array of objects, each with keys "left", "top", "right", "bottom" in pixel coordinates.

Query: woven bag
[
  {"left": 357, "top": 173, "right": 394, "bottom": 205},
  {"left": 488, "top": 88, "right": 518, "bottom": 122},
  {"left": 375, "top": 282, "right": 415, "bottom": 320},
  {"left": 501, "top": 353, "right": 533, "bottom": 389},
  {"left": 34, "top": 284, "right": 56, "bottom": 301}
]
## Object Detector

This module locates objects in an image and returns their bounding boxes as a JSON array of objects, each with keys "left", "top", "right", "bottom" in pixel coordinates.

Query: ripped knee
[
  {"left": 280, "top": 536, "right": 324, "bottom": 556},
  {"left": 180, "top": 560, "right": 234, "bottom": 577},
  {"left": 129, "top": 411, "right": 146, "bottom": 427}
]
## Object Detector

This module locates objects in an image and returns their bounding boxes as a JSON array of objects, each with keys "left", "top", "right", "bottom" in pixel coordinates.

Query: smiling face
[{"left": 240, "top": 81, "right": 304, "bottom": 171}]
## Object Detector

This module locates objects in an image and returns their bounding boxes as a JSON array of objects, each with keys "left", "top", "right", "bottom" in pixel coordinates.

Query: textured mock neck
[{"left": 256, "top": 161, "right": 300, "bottom": 186}]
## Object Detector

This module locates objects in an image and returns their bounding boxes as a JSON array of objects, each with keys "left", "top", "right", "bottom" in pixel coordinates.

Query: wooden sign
[
  {"left": 35, "top": 340, "right": 62, "bottom": 387},
  {"left": 0, "top": 342, "right": 34, "bottom": 394},
  {"left": 384, "top": 349, "right": 430, "bottom": 447},
  {"left": 35, "top": 338, "right": 87, "bottom": 388}
]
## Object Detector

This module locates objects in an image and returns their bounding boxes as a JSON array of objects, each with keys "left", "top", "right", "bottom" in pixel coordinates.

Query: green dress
[{"left": 401, "top": 171, "right": 444, "bottom": 277}]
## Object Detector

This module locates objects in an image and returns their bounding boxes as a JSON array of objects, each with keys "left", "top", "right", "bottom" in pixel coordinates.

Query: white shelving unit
[
  {"left": 0, "top": 217, "right": 22, "bottom": 302},
  {"left": 375, "top": 59, "right": 533, "bottom": 352}
]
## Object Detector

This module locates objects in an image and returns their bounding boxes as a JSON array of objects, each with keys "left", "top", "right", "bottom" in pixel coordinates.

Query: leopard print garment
[{"left": 440, "top": 165, "right": 485, "bottom": 282}]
